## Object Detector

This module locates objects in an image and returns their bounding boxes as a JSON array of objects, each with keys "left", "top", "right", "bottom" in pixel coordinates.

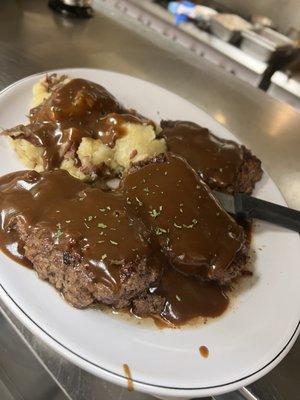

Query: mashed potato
[
  {"left": 9, "top": 137, "right": 44, "bottom": 172},
  {"left": 32, "top": 74, "right": 70, "bottom": 107},
  {"left": 9, "top": 75, "right": 166, "bottom": 181}
]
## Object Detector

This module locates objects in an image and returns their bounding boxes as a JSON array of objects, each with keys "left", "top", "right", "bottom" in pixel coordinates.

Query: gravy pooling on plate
[
  {"left": 0, "top": 153, "right": 246, "bottom": 326},
  {"left": 121, "top": 153, "right": 246, "bottom": 282}
]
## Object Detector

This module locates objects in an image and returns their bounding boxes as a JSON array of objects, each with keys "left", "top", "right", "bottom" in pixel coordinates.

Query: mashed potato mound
[
  {"left": 114, "top": 123, "right": 166, "bottom": 169},
  {"left": 9, "top": 137, "right": 44, "bottom": 172},
  {"left": 9, "top": 76, "right": 166, "bottom": 181},
  {"left": 32, "top": 75, "right": 70, "bottom": 107}
]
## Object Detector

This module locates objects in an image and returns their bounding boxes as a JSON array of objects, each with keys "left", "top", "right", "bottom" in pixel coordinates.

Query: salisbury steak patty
[
  {"left": 22, "top": 226, "right": 160, "bottom": 309},
  {"left": 122, "top": 153, "right": 248, "bottom": 284},
  {"left": 160, "top": 120, "right": 263, "bottom": 194},
  {"left": 0, "top": 170, "right": 161, "bottom": 309}
]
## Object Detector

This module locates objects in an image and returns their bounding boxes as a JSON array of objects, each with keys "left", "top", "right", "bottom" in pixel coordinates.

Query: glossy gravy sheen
[
  {"left": 161, "top": 121, "right": 243, "bottom": 190},
  {"left": 0, "top": 154, "right": 245, "bottom": 326},
  {"left": 17, "top": 79, "right": 148, "bottom": 169},
  {"left": 0, "top": 170, "right": 152, "bottom": 291}
]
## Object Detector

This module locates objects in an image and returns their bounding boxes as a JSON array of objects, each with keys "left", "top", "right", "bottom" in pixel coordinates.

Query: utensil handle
[{"left": 235, "top": 194, "right": 300, "bottom": 232}]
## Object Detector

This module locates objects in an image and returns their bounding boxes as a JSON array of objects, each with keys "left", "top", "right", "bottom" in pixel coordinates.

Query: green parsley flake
[
  {"left": 54, "top": 224, "right": 63, "bottom": 240},
  {"left": 135, "top": 197, "right": 143, "bottom": 206},
  {"left": 155, "top": 227, "right": 167, "bottom": 236},
  {"left": 98, "top": 223, "right": 107, "bottom": 229},
  {"left": 183, "top": 223, "right": 193, "bottom": 229},
  {"left": 149, "top": 209, "right": 160, "bottom": 218},
  {"left": 99, "top": 208, "right": 106, "bottom": 212},
  {"left": 174, "top": 223, "right": 182, "bottom": 229}
]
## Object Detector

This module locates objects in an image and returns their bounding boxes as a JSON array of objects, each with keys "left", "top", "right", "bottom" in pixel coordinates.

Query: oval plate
[{"left": 0, "top": 68, "right": 299, "bottom": 399}]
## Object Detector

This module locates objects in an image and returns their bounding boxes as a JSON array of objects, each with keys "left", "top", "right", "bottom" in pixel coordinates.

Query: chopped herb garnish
[
  {"left": 126, "top": 197, "right": 132, "bottom": 205},
  {"left": 192, "top": 219, "right": 198, "bottom": 225},
  {"left": 99, "top": 208, "right": 106, "bottom": 212},
  {"left": 110, "top": 240, "right": 118, "bottom": 246},
  {"left": 87, "top": 216, "right": 93, "bottom": 222},
  {"left": 143, "top": 187, "right": 149, "bottom": 192},
  {"left": 98, "top": 223, "right": 107, "bottom": 229},
  {"left": 174, "top": 223, "right": 182, "bottom": 229},
  {"left": 155, "top": 227, "right": 167, "bottom": 236},
  {"left": 183, "top": 223, "right": 193, "bottom": 229},
  {"left": 106, "top": 206, "right": 111, "bottom": 211},
  {"left": 101, "top": 254, "right": 107, "bottom": 260},
  {"left": 149, "top": 209, "right": 160, "bottom": 218},
  {"left": 54, "top": 223, "right": 63, "bottom": 240},
  {"left": 135, "top": 197, "right": 143, "bottom": 206}
]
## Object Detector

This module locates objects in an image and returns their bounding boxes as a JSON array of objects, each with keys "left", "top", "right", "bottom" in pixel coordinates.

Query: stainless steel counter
[{"left": 0, "top": 1, "right": 299, "bottom": 399}]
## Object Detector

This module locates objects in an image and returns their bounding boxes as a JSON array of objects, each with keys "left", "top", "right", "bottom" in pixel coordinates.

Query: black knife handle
[{"left": 234, "top": 193, "right": 300, "bottom": 232}]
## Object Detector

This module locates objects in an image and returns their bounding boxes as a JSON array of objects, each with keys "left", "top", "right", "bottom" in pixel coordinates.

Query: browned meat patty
[
  {"left": 160, "top": 120, "right": 263, "bottom": 194},
  {"left": 122, "top": 153, "right": 248, "bottom": 285},
  {"left": 0, "top": 153, "right": 250, "bottom": 322},
  {"left": 0, "top": 170, "right": 161, "bottom": 310}
]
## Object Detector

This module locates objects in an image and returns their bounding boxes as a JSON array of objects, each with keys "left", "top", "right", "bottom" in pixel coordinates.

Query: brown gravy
[
  {"left": 0, "top": 154, "right": 246, "bottom": 327},
  {"left": 199, "top": 345, "right": 209, "bottom": 358},
  {"left": 123, "top": 364, "right": 133, "bottom": 391},
  {"left": 9, "top": 79, "right": 149, "bottom": 170},
  {"left": 161, "top": 121, "right": 243, "bottom": 190},
  {"left": 121, "top": 153, "right": 245, "bottom": 281},
  {"left": 0, "top": 169, "right": 152, "bottom": 290}
]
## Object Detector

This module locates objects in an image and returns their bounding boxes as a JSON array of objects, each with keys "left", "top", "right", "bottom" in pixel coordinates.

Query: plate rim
[{"left": 0, "top": 68, "right": 299, "bottom": 397}]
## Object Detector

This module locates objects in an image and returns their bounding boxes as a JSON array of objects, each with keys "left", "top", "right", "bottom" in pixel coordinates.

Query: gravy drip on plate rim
[{"left": 123, "top": 364, "right": 134, "bottom": 391}]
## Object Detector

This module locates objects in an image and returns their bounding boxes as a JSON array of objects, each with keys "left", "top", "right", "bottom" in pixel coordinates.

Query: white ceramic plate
[{"left": 0, "top": 68, "right": 299, "bottom": 399}]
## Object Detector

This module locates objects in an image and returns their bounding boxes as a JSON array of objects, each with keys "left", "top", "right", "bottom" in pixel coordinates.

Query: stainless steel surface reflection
[
  {"left": 0, "top": 308, "right": 68, "bottom": 400},
  {"left": 0, "top": 1, "right": 299, "bottom": 399}
]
